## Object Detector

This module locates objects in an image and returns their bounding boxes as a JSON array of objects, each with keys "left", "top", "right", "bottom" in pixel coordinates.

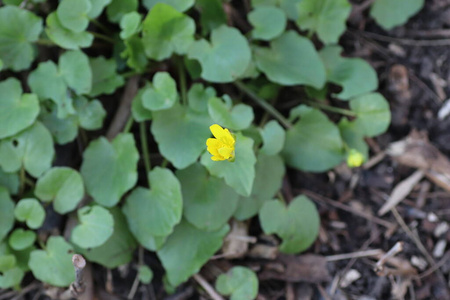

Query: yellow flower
[
  {"left": 206, "top": 124, "right": 235, "bottom": 161},
  {"left": 347, "top": 149, "right": 364, "bottom": 168}
]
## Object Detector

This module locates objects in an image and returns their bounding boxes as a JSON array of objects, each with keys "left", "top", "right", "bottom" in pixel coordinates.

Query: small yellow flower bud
[
  {"left": 206, "top": 124, "right": 236, "bottom": 161},
  {"left": 347, "top": 149, "right": 364, "bottom": 168}
]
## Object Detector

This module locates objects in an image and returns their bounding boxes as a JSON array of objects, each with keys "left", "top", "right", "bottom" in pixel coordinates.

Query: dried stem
[
  {"left": 193, "top": 274, "right": 224, "bottom": 300},
  {"left": 374, "top": 242, "right": 404, "bottom": 274}
]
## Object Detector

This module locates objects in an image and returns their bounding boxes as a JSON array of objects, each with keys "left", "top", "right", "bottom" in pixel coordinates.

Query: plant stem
[
  {"left": 88, "top": 31, "right": 115, "bottom": 43},
  {"left": 123, "top": 117, "right": 134, "bottom": 133},
  {"left": 19, "top": 167, "right": 25, "bottom": 196},
  {"left": 177, "top": 57, "right": 188, "bottom": 106},
  {"left": 89, "top": 18, "right": 111, "bottom": 34},
  {"left": 35, "top": 39, "right": 56, "bottom": 46},
  {"left": 307, "top": 101, "right": 356, "bottom": 117},
  {"left": 139, "top": 122, "right": 152, "bottom": 187},
  {"left": 234, "top": 81, "right": 293, "bottom": 128}
]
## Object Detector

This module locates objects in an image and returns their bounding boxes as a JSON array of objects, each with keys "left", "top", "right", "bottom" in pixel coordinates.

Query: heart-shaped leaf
[
  {"left": 259, "top": 195, "right": 320, "bottom": 253},
  {"left": 14, "top": 198, "right": 45, "bottom": 229},
  {"left": 138, "top": 265, "right": 153, "bottom": 284},
  {"left": 208, "top": 97, "right": 254, "bottom": 131},
  {"left": 122, "top": 35, "right": 148, "bottom": 72},
  {"left": 188, "top": 25, "right": 251, "bottom": 83},
  {"left": 296, "top": 0, "right": 351, "bottom": 44},
  {"left": 45, "top": 13, "right": 94, "bottom": 50},
  {"left": 142, "top": 3, "right": 195, "bottom": 60},
  {"left": 254, "top": 31, "right": 326, "bottom": 88},
  {"left": 0, "top": 6, "right": 43, "bottom": 71},
  {"left": 8, "top": 229, "right": 36, "bottom": 251},
  {"left": 249, "top": 6, "right": 286, "bottom": 41},
  {"left": 370, "top": 0, "right": 424, "bottom": 30},
  {"left": 56, "top": 0, "right": 91, "bottom": 33},
  {"left": 74, "top": 96, "right": 107, "bottom": 130},
  {"left": 71, "top": 205, "right": 114, "bottom": 248},
  {"left": 157, "top": 220, "right": 229, "bottom": 286},
  {"left": 81, "top": 133, "right": 139, "bottom": 207},
  {"left": 350, "top": 93, "right": 391, "bottom": 137},
  {"left": 0, "top": 122, "right": 54, "bottom": 178},
  {"left": 177, "top": 163, "right": 240, "bottom": 231},
  {"left": 282, "top": 105, "right": 344, "bottom": 172},
  {"left": 320, "top": 46, "right": 378, "bottom": 100},
  {"left": 29, "top": 236, "right": 75, "bottom": 287},
  {"left": 0, "top": 78, "right": 39, "bottom": 139},
  {"left": 0, "top": 187, "right": 15, "bottom": 242},
  {"left": 142, "top": 72, "right": 179, "bottom": 111},
  {"left": 143, "top": 0, "right": 194, "bottom": 12},
  {"left": 87, "top": 0, "right": 112, "bottom": 18},
  {"left": 259, "top": 120, "right": 285, "bottom": 155},
  {"left": 88, "top": 56, "right": 124, "bottom": 97},
  {"left": 123, "top": 167, "right": 182, "bottom": 250},
  {"left": 196, "top": 0, "right": 227, "bottom": 35},
  {"left": 0, "top": 267, "right": 24, "bottom": 289},
  {"left": 0, "top": 169, "right": 19, "bottom": 195},
  {"left": 119, "top": 12, "right": 141, "bottom": 39},
  {"left": 151, "top": 104, "right": 212, "bottom": 169},
  {"left": 187, "top": 83, "right": 216, "bottom": 113},
  {"left": 215, "top": 266, "right": 259, "bottom": 300},
  {"left": 106, "top": 0, "right": 138, "bottom": 23},
  {"left": 39, "top": 108, "right": 78, "bottom": 145},
  {"left": 59, "top": 50, "right": 92, "bottom": 95},
  {"left": 35, "top": 167, "right": 84, "bottom": 214}
]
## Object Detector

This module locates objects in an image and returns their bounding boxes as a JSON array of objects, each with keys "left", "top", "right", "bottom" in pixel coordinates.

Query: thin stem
[
  {"left": 19, "top": 167, "right": 25, "bottom": 196},
  {"left": 24, "top": 177, "right": 35, "bottom": 189},
  {"left": 234, "top": 81, "right": 292, "bottom": 128},
  {"left": 177, "top": 57, "right": 188, "bottom": 105},
  {"left": 88, "top": 31, "right": 115, "bottom": 43},
  {"left": 139, "top": 122, "right": 151, "bottom": 187},
  {"left": 123, "top": 117, "right": 134, "bottom": 133},
  {"left": 89, "top": 18, "right": 111, "bottom": 34},
  {"left": 35, "top": 39, "right": 55, "bottom": 46},
  {"left": 306, "top": 101, "right": 356, "bottom": 117},
  {"left": 161, "top": 159, "right": 168, "bottom": 168}
]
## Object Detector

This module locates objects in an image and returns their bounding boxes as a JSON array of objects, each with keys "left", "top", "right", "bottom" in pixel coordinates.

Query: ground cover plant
[{"left": 0, "top": 0, "right": 430, "bottom": 298}]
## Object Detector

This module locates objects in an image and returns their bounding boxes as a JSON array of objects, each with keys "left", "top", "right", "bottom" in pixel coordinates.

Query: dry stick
[
  {"left": 419, "top": 251, "right": 450, "bottom": 279},
  {"left": 1, "top": 282, "right": 40, "bottom": 300},
  {"left": 59, "top": 254, "right": 87, "bottom": 300},
  {"left": 357, "top": 30, "right": 450, "bottom": 46},
  {"left": 326, "top": 249, "right": 384, "bottom": 262},
  {"left": 374, "top": 242, "right": 404, "bottom": 273},
  {"left": 193, "top": 274, "right": 224, "bottom": 300}
]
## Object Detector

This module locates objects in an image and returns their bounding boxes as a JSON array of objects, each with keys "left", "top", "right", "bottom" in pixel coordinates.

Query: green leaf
[
  {"left": 234, "top": 154, "right": 285, "bottom": 220},
  {"left": 122, "top": 35, "right": 148, "bottom": 72},
  {"left": 177, "top": 163, "right": 240, "bottom": 231},
  {"left": 296, "top": 0, "right": 351, "bottom": 44},
  {"left": 350, "top": 93, "right": 391, "bottom": 137},
  {"left": 40, "top": 106, "right": 79, "bottom": 145},
  {"left": 106, "top": 0, "right": 138, "bottom": 23},
  {"left": 71, "top": 205, "right": 114, "bottom": 248},
  {"left": 151, "top": 104, "right": 212, "bottom": 169},
  {"left": 74, "top": 96, "right": 106, "bottom": 130},
  {"left": 29, "top": 236, "right": 75, "bottom": 287},
  {"left": 259, "top": 195, "right": 320, "bottom": 253},
  {"left": 81, "top": 134, "right": 139, "bottom": 207},
  {"left": 319, "top": 46, "right": 378, "bottom": 100},
  {"left": 131, "top": 85, "right": 153, "bottom": 122},
  {"left": 249, "top": 6, "right": 286, "bottom": 41},
  {"left": 259, "top": 120, "right": 285, "bottom": 155},
  {"left": 0, "top": 78, "right": 40, "bottom": 139},
  {"left": 216, "top": 266, "right": 259, "bottom": 300},
  {"left": 88, "top": 56, "right": 124, "bottom": 97},
  {"left": 282, "top": 105, "right": 344, "bottom": 172},
  {"left": 370, "top": 0, "right": 424, "bottom": 30},
  {"left": 88, "top": 0, "right": 112, "bottom": 18},
  {"left": 188, "top": 25, "right": 251, "bottom": 83},
  {"left": 196, "top": 0, "right": 227, "bottom": 35},
  {"left": 119, "top": 12, "right": 141, "bottom": 39},
  {"left": 0, "top": 169, "right": 19, "bottom": 195},
  {"left": 0, "top": 6, "right": 43, "bottom": 71},
  {"left": 138, "top": 265, "right": 153, "bottom": 284},
  {"left": 0, "top": 187, "right": 15, "bottom": 242},
  {"left": 14, "top": 198, "right": 45, "bottom": 229},
  {"left": 142, "top": 3, "right": 195, "bottom": 60},
  {"left": 59, "top": 50, "right": 92, "bottom": 95},
  {"left": 0, "top": 122, "right": 54, "bottom": 178},
  {"left": 123, "top": 167, "right": 182, "bottom": 250},
  {"left": 45, "top": 13, "right": 94, "bottom": 50},
  {"left": 201, "top": 133, "right": 256, "bottom": 197},
  {"left": 142, "top": 72, "right": 179, "bottom": 111},
  {"left": 35, "top": 167, "right": 84, "bottom": 214},
  {"left": 254, "top": 31, "right": 326, "bottom": 88},
  {"left": 0, "top": 254, "right": 16, "bottom": 273},
  {"left": 157, "top": 220, "right": 229, "bottom": 286},
  {"left": 8, "top": 229, "right": 36, "bottom": 251},
  {"left": 57, "top": 0, "right": 91, "bottom": 33},
  {"left": 0, "top": 267, "right": 24, "bottom": 289},
  {"left": 78, "top": 207, "right": 137, "bottom": 268},
  {"left": 338, "top": 118, "right": 368, "bottom": 161},
  {"left": 187, "top": 83, "right": 216, "bottom": 113},
  {"left": 208, "top": 97, "right": 254, "bottom": 131},
  {"left": 143, "top": 0, "right": 194, "bottom": 12}
]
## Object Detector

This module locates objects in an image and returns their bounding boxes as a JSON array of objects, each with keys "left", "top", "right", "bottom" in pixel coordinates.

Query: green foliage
[
  {"left": 14, "top": 198, "right": 45, "bottom": 229},
  {"left": 57, "top": 0, "right": 91, "bottom": 33},
  {"left": 71, "top": 205, "right": 114, "bottom": 248},
  {"left": 350, "top": 93, "right": 391, "bottom": 137},
  {"left": 89, "top": 56, "right": 125, "bottom": 97},
  {"left": 143, "top": 0, "right": 194, "bottom": 12},
  {"left": 216, "top": 266, "right": 259, "bottom": 300},
  {"left": 0, "top": 187, "right": 15, "bottom": 242},
  {"left": 142, "top": 72, "right": 179, "bottom": 111},
  {"left": 259, "top": 121, "right": 285, "bottom": 155},
  {"left": 370, "top": 0, "right": 424, "bottom": 30},
  {"left": 249, "top": 6, "right": 286, "bottom": 41},
  {"left": 138, "top": 265, "right": 153, "bottom": 284},
  {"left": 45, "top": 13, "right": 94, "bottom": 50},
  {"left": 208, "top": 97, "right": 254, "bottom": 131},
  {"left": 8, "top": 229, "right": 36, "bottom": 251}
]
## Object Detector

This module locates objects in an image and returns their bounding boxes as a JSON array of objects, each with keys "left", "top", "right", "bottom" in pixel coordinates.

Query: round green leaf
[
  {"left": 35, "top": 167, "right": 84, "bottom": 214},
  {"left": 74, "top": 96, "right": 107, "bottom": 130},
  {"left": 370, "top": 0, "right": 424, "bottom": 30},
  {"left": 71, "top": 205, "right": 114, "bottom": 248},
  {"left": 0, "top": 169, "right": 19, "bottom": 195},
  {"left": 29, "top": 236, "right": 75, "bottom": 287},
  {"left": 0, "top": 187, "right": 15, "bottom": 242},
  {"left": 208, "top": 97, "right": 254, "bottom": 131},
  {"left": 120, "top": 12, "right": 141, "bottom": 39},
  {"left": 0, "top": 267, "right": 24, "bottom": 289},
  {"left": 143, "top": 0, "right": 194, "bottom": 12},
  {"left": 0, "top": 254, "right": 16, "bottom": 273},
  {"left": 45, "top": 12, "right": 94, "bottom": 50},
  {"left": 187, "top": 83, "right": 216, "bottom": 113},
  {"left": 282, "top": 105, "right": 344, "bottom": 172},
  {"left": 131, "top": 85, "right": 153, "bottom": 122},
  {"left": 56, "top": 0, "right": 91, "bottom": 33},
  {"left": 80, "top": 133, "right": 139, "bottom": 207},
  {"left": 122, "top": 35, "right": 148, "bottom": 72},
  {"left": 320, "top": 46, "right": 378, "bottom": 100},
  {"left": 177, "top": 163, "right": 240, "bottom": 231},
  {"left": 151, "top": 104, "right": 212, "bottom": 169},
  {"left": 296, "top": 0, "right": 351, "bottom": 44},
  {"left": 87, "top": 0, "right": 112, "bottom": 18},
  {"left": 196, "top": 0, "right": 227, "bottom": 35},
  {"left": 188, "top": 25, "right": 251, "bottom": 83},
  {"left": 106, "top": 0, "right": 138, "bottom": 23},
  {"left": 0, "top": 78, "right": 40, "bottom": 139},
  {"left": 350, "top": 93, "right": 391, "bottom": 137},
  {"left": 138, "top": 265, "right": 153, "bottom": 284},
  {"left": 142, "top": 72, "right": 179, "bottom": 111},
  {"left": 40, "top": 106, "right": 79, "bottom": 145},
  {"left": 59, "top": 50, "right": 92, "bottom": 95},
  {"left": 254, "top": 31, "right": 326, "bottom": 88},
  {"left": 157, "top": 220, "right": 229, "bottom": 287},
  {"left": 201, "top": 133, "right": 257, "bottom": 197},
  {"left": 123, "top": 167, "right": 182, "bottom": 250},
  {"left": 215, "top": 266, "right": 259, "bottom": 300},
  {"left": 0, "top": 122, "right": 54, "bottom": 178},
  {"left": 249, "top": 6, "right": 286, "bottom": 41},
  {"left": 8, "top": 229, "right": 36, "bottom": 251},
  {"left": 0, "top": 6, "right": 43, "bottom": 71},
  {"left": 88, "top": 56, "right": 124, "bottom": 97},
  {"left": 142, "top": 3, "right": 195, "bottom": 60},
  {"left": 259, "top": 195, "right": 320, "bottom": 253},
  {"left": 259, "top": 120, "right": 285, "bottom": 155},
  {"left": 14, "top": 198, "right": 45, "bottom": 229}
]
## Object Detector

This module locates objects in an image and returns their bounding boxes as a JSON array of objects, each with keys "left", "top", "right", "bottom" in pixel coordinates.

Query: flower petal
[
  {"left": 218, "top": 147, "right": 233, "bottom": 159},
  {"left": 210, "top": 124, "right": 226, "bottom": 139}
]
